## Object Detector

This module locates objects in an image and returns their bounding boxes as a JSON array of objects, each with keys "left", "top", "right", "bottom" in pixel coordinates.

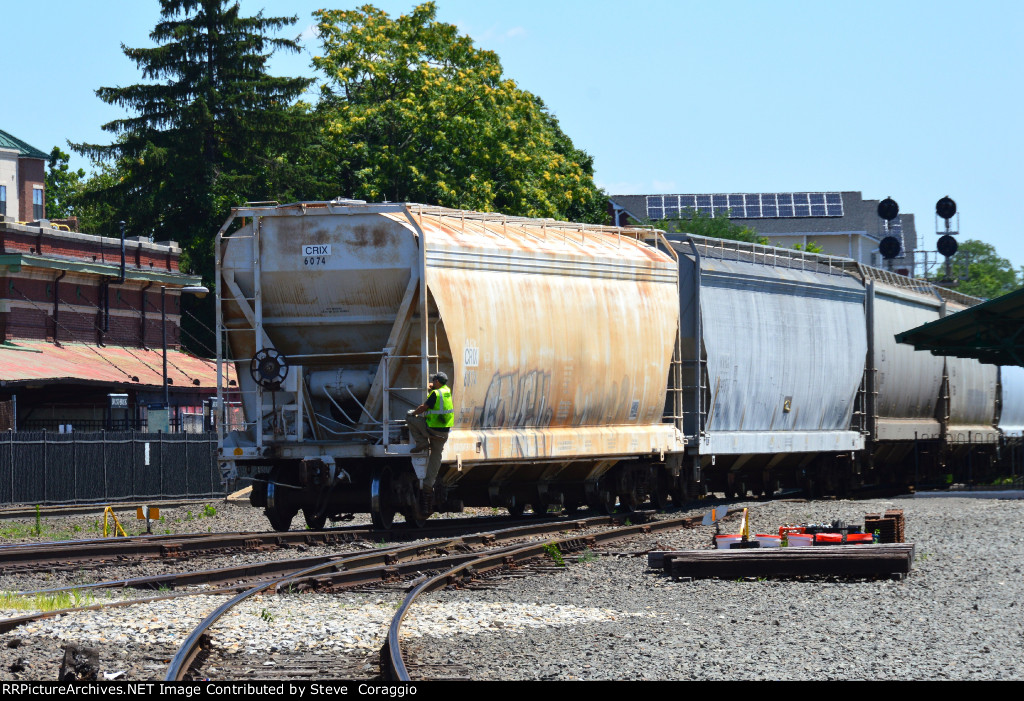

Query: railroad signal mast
[
  {"left": 877, "top": 197, "right": 902, "bottom": 271},
  {"left": 933, "top": 196, "right": 961, "bottom": 285},
  {"left": 907, "top": 196, "right": 970, "bottom": 284}
]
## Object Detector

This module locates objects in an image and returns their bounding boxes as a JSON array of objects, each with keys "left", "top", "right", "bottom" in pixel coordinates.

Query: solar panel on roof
[{"left": 643, "top": 192, "right": 844, "bottom": 220}]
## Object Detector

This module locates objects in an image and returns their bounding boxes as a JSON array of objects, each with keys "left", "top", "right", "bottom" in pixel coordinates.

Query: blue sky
[{"left": 5, "top": 1, "right": 1022, "bottom": 269}]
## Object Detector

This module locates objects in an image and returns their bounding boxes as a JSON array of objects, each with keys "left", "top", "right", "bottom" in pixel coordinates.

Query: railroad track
[
  {"left": 0, "top": 503, "right": 744, "bottom": 680},
  {"left": 167, "top": 509, "right": 725, "bottom": 681}
]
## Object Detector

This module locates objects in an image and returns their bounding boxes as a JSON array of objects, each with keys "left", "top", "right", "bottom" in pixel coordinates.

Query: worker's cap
[{"left": 430, "top": 371, "right": 449, "bottom": 385}]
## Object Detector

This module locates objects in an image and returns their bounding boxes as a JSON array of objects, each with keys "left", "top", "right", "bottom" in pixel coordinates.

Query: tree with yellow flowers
[{"left": 312, "top": 3, "right": 607, "bottom": 223}]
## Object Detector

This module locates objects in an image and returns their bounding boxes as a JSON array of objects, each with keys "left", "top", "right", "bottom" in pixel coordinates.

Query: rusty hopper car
[{"left": 216, "top": 201, "right": 686, "bottom": 530}]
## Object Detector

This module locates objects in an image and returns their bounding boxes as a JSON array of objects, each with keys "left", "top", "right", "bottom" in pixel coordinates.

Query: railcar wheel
[
  {"left": 303, "top": 508, "right": 327, "bottom": 531},
  {"left": 620, "top": 491, "right": 642, "bottom": 512},
  {"left": 669, "top": 474, "right": 690, "bottom": 506},
  {"left": 265, "top": 501, "right": 296, "bottom": 532},
  {"left": 507, "top": 501, "right": 526, "bottom": 518},
  {"left": 264, "top": 467, "right": 297, "bottom": 532},
  {"left": 563, "top": 500, "right": 581, "bottom": 515},
  {"left": 395, "top": 471, "right": 427, "bottom": 527},
  {"left": 401, "top": 508, "right": 427, "bottom": 528},
  {"left": 370, "top": 466, "right": 397, "bottom": 531},
  {"left": 647, "top": 469, "right": 671, "bottom": 510},
  {"left": 593, "top": 489, "right": 617, "bottom": 515}
]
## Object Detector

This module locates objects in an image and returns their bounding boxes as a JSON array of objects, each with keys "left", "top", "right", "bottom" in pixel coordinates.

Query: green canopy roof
[
  {"left": 0, "top": 129, "right": 48, "bottom": 160},
  {"left": 895, "top": 286, "right": 1024, "bottom": 366}
]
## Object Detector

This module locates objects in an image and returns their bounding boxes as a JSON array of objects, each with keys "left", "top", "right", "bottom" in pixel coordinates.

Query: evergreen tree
[{"left": 73, "top": 0, "right": 314, "bottom": 281}]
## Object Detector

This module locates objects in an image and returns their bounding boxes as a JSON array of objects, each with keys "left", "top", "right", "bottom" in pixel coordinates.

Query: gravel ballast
[{"left": 1, "top": 495, "right": 1022, "bottom": 681}]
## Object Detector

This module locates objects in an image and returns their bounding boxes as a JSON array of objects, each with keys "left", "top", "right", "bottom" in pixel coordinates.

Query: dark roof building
[{"left": 609, "top": 190, "right": 916, "bottom": 270}]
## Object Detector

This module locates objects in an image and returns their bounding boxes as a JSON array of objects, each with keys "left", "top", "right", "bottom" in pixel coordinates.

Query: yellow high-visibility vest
[{"left": 425, "top": 385, "right": 454, "bottom": 429}]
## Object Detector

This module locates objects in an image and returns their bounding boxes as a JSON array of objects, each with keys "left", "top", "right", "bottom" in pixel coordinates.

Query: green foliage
[
  {"left": 71, "top": 0, "right": 316, "bottom": 281},
  {"left": 312, "top": 2, "right": 607, "bottom": 223},
  {"left": 543, "top": 542, "right": 565, "bottom": 566},
  {"left": 937, "top": 239, "right": 1023, "bottom": 300},
  {"left": 792, "top": 241, "right": 824, "bottom": 253},
  {"left": 642, "top": 208, "right": 768, "bottom": 244},
  {"left": 260, "top": 608, "right": 274, "bottom": 623},
  {"left": 44, "top": 147, "right": 87, "bottom": 220},
  {"left": 577, "top": 548, "right": 596, "bottom": 563},
  {"left": 202, "top": 504, "right": 217, "bottom": 518},
  {"left": 0, "top": 589, "right": 95, "bottom": 612}
]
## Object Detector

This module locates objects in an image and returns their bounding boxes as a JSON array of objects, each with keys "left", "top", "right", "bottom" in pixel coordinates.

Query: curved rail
[
  {"left": 382, "top": 512, "right": 710, "bottom": 680},
  {"left": 164, "top": 512, "right": 641, "bottom": 680}
]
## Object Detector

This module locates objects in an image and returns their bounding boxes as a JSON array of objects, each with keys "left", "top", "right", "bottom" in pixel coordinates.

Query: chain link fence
[{"left": 0, "top": 431, "right": 223, "bottom": 505}]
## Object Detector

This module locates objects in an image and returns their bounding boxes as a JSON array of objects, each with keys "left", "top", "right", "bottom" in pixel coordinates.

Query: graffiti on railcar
[{"left": 478, "top": 369, "right": 554, "bottom": 429}]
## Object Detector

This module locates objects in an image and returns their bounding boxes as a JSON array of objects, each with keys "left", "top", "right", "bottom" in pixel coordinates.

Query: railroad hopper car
[
  {"left": 656, "top": 234, "right": 1013, "bottom": 495},
  {"left": 858, "top": 268, "right": 1002, "bottom": 487},
  {"left": 998, "top": 365, "right": 1024, "bottom": 474},
  {"left": 658, "top": 235, "right": 868, "bottom": 498},
  {"left": 216, "top": 201, "right": 686, "bottom": 530}
]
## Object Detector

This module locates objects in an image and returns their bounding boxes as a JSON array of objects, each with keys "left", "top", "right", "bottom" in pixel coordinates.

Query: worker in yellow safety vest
[{"left": 407, "top": 371, "right": 454, "bottom": 513}]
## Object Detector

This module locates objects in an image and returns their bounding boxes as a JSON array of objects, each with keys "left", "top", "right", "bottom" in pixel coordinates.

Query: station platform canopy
[{"left": 895, "top": 287, "right": 1024, "bottom": 367}]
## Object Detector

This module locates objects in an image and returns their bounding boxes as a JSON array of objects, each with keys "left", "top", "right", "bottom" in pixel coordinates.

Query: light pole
[{"left": 162, "top": 285, "right": 209, "bottom": 427}]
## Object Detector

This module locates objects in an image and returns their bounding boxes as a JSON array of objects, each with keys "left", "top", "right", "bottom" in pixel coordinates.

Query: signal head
[
  {"left": 877, "top": 197, "right": 899, "bottom": 221},
  {"left": 936, "top": 196, "right": 957, "bottom": 220},
  {"left": 879, "top": 236, "right": 902, "bottom": 260},
  {"left": 937, "top": 234, "right": 959, "bottom": 258}
]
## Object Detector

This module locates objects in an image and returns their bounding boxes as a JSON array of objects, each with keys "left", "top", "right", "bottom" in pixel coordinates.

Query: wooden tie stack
[{"left": 864, "top": 509, "right": 906, "bottom": 544}]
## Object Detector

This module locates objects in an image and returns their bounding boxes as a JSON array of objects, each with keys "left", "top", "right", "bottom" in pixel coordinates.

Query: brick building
[
  {"left": 0, "top": 217, "right": 224, "bottom": 431},
  {"left": 0, "top": 129, "right": 47, "bottom": 223}
]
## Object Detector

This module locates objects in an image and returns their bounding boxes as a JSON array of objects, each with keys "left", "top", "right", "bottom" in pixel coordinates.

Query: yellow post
[{"left": 102, "top": 507, "right": 127, "bottom": 538}]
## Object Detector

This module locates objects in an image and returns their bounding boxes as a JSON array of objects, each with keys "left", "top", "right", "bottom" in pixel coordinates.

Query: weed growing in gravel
[
  {"left": 543, "top": 542, "right": 566, "bottom": 567},
  {"left": 577, "top": 549, "right": 597, "bottom": 564},
  {"left": 260, "top": 608, "right": 274, "bottom": 623},
  {"left": 0, "top": 589, "right": 95, "bottom": 612},
  {"left": 0, "top": 519, "right": 79, "bottom": 542},
  {"left": 202, "top": 504, "right": 217, "bottom": 518}
]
